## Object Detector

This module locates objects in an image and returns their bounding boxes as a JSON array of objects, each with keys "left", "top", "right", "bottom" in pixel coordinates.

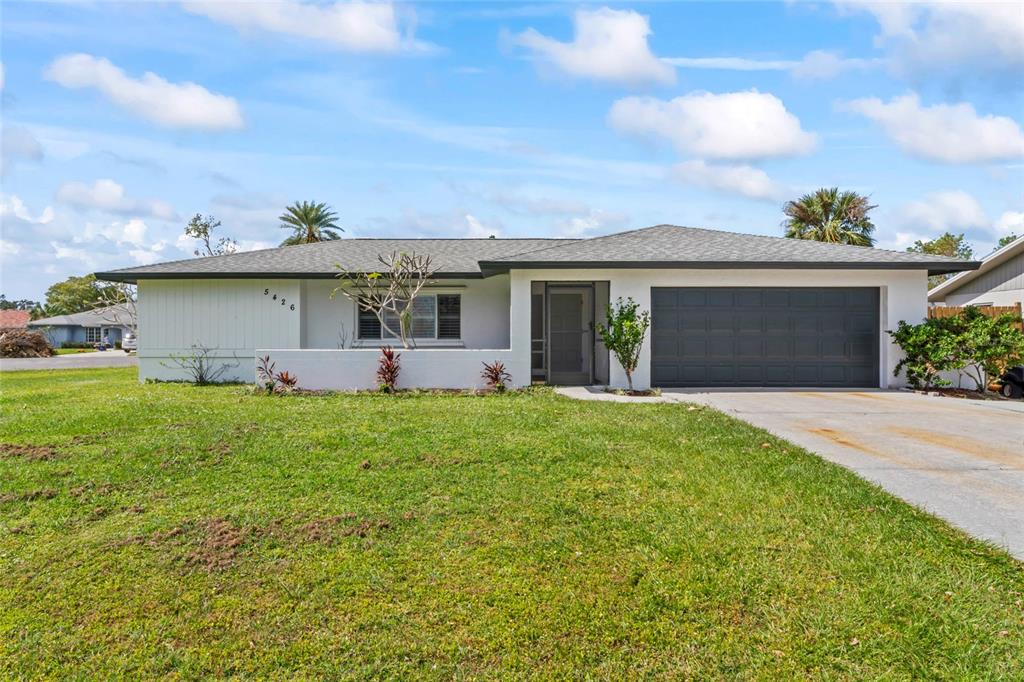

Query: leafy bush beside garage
[{"left": 890, "top": 307, "right": 1024, "bottom": 391}]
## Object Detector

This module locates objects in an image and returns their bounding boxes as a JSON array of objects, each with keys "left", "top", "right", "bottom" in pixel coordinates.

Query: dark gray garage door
[{"left": 651, "top": 287, "right": 879, "bottom": 387}]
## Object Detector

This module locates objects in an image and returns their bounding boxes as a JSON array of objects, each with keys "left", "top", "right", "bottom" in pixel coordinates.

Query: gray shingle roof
[
  {"left": 96, "top": 226, "right": 979, "bottom": 282},
  {"left": 96, "top": 238, "right": 578, "bottom": 281},
  {"left": 28, "top": 304, "right": 133, "bottom": 328},
  {"left": 479, "top": 225, "right": 979, "bottom": 275}
]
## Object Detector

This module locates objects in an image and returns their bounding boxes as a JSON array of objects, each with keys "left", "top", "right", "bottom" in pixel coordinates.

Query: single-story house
[
  {"left": 0, "top": 310, "right": 32, "bottom": 329},
  {"left": 96, "top": 224, "right": 977, "bottom": 390},
  {"left": 928, "top": 236, "right": 1024, "bottom": 310},
  {"left": 28, "top": 304, "right": 134, "bottom": 347}
]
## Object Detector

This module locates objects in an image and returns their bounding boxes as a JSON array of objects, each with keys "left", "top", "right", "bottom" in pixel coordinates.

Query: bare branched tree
[
  {"left": 161, "top": 345, "right": 240, "bottom": 385},
  {"left": 332, "top": 252, "right": 436, "bottom": 349},
  {"left": 185, "top": 214, "right": 238, "bottom": 257},
  {"left": 97, "top": 283, "right": 138, "bottom": 334}
]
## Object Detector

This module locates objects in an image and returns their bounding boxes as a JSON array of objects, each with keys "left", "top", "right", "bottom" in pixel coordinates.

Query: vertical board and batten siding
[
  {"left": 138, "top": 279, "right": 301, "bottom": 381},
  {"left": 941, "top": 251, "right": 1024, "bottom": 308},
  {"left": 953, "top": 252, "right": 1024, "bottom": 297}
]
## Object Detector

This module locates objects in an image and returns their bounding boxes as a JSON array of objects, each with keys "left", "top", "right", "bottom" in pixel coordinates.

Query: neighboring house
[
  {"left": 95, "top": 224, "right": 976, "bottom": 390},
  {"left": 928, "top": 236, "right": 1024, "bottom": 310},
  {"left": 28, "top": 305, "right": 135, "bottom": 347},
  {"left": 0, "top": 310, "right": 32, "bottom": 329}
]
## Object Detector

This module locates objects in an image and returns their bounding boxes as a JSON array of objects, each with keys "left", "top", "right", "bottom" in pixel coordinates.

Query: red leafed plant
[
  {"left": 377, "top": 346, "right": 400, "bottom": 393},
  {"left": 256, "top": 354, "right": 299, "bottom": 394},
  {"left": 276, "top": 371, "right": 298, "bottom": 391},
  {"left": 481, "top": 360, "right": 511, "bottom": 393}
]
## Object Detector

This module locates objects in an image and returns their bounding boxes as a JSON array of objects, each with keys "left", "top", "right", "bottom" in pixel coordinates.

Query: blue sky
[{"left": 2, "top": 1, "right": 1022, "bottom": 301}]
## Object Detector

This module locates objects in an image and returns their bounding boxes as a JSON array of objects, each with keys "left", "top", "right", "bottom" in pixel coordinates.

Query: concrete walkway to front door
[{"left": 556, "top": 386, "right": 1024, "bottom": 560}]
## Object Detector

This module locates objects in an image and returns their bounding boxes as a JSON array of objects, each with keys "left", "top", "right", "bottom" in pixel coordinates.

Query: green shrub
[
  {"left": 61, "top": 342, "right": 94, "bottom": 349},
  {"left": 889, "top": 307, "right": 1024, "bottom": 391},
  {"left": 597, "top": 297, "right": 651, "bottom": 392}
]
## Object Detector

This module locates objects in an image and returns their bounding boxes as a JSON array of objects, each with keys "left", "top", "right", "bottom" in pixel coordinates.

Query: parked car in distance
[
  {"left": 122, "top": 331, "right": 138, "bottom": 352},
  {"left": 999, "top": 366, "right": 1023, "bottom": 399}
]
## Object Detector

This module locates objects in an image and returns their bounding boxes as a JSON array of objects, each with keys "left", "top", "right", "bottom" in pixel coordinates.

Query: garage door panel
[
  {"left": 846, "top": 289, "right": 877, "bottom": 307},
  {"left": 847, "top": 313, "right": 875, "bottom": 334},
  {"left": 651, "top": 287, "right": 879, "bottom": 387},
  {"left": 765, "top": 337, "right": 792, "bottom": 358},
  {"left": 652, "top": 288, "right": 678, "bottom": 307},
  {"left": 736, "top": 312, "right": 764, "bottom": 333},
  {"left": 707, "top": 290, "right": 734, "bottom": 307},
  {"left": 735, "top": 290, "right": 763, "bottom": 307},
  {"left": 707, "top": 312, "right": 733, "bottom": 333}
]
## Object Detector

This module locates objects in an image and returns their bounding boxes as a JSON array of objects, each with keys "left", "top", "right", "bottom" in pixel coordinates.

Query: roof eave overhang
[
  {"left": 94, "top": 271, "right": 485, "bottom": 283},
  {"left": 478, "top": 260, "right": 982, "bottom": 277}
]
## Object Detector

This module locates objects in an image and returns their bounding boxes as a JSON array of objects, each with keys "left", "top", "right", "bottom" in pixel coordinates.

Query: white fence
[{"left": 255, "top": 348, "right": 528, "bottom": 391}]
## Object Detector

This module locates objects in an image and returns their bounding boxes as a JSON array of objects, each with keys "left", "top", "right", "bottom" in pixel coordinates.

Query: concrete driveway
[
  {"left": 0, "top": 351, "right": 138, "bottom": 371},
  {"left": 676, "top": 390, "right": 1024, "bottom": 560}
]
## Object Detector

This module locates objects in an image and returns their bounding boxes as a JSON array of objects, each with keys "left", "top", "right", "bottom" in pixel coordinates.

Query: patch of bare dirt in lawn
[
  {"left": 300, "top": 512, "right": 411, "bottom": 544},
  {"left": 185, "top": 518, "right": 247, "bottom": 570},
  {"left": 0, "top": 488, "right": 58, "bottom": 503},
  {"left": 0, "top": 443, "right": 62, "bottom": 461}
]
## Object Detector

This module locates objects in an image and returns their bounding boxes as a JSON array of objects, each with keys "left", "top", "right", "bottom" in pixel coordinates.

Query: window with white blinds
[{"left": 358, "top": 294, "right": 461, "bottom": 340}]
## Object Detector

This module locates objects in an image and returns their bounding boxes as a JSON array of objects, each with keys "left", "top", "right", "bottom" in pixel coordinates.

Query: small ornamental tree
[
  {"left": 954, "top": 308, "right": 1024, "bottom": 392},
  {"left": 333, "top": 252, "right": 436, "bottom": 349},
  {"left": 597, "top": 297, "right": 651, "bottom": 392},
  {"left": 889, "top": 318, "right": 961, "bottom": 389},
  {"left": 889, "top": 307, "right": 1024, "bottom": 391}
]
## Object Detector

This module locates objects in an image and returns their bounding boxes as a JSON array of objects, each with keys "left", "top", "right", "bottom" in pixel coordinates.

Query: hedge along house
[{"left": 95, "top": 225, "right": 977, "bottom": 391}]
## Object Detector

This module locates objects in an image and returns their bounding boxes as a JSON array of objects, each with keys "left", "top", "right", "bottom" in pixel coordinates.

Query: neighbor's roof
[
  {"left": 0, "top": 310, "right": 31, "bottom": 328},
  {"left": 28, "top": 304, "right": 133, "bottom": 328},
  {"left": 95, "top": 238, "right": 577, "bottom": 282},
  {"left": 95, "top": 226, "right": 979, "bottom": 282},
  {"left": 928, "top": 235, "right": 1024, "bottom": 302},
  {"left": 479, "top": 225, "right": 979, "bottom": 275}
]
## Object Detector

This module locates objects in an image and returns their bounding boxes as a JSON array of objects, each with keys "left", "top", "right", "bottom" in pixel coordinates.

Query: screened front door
[{"left": 547, "top": 287, "right": 593, "bottom": 385}]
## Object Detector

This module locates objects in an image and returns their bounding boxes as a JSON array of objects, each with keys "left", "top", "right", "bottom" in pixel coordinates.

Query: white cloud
[
  {"left": 555, "top": 208, "right": 629, "bottom": 238},
  {"left": 893, "top": 190, "right": 989, "bottom": 234},
  {"left": 843, "top": 93, "right": 1024, "bottom": 164},
  {"left": 0, "top": 193, "right": 54, "bottom": 224},
  {"left": 608, "top": 90, "right": 817, "bottom": 160},
  {"left": 464, "top": 214, "right": 500, "bottom": 238},
  {"left": 45, "top": 53, "right": 244, "bottom": 131},
  {"left": 1, "top": 125, "right": 44, "bottom": 174},
  {"left": 790, "top": 50, "right": 879, "bottom": 80},
  {"left": 513, "top": 7, "right": 675, "bottom": 86},
  {"left": 80, "top": 218, "right": 150, "bottom": 247},
  {"left": 673, "top": 160, "right": 786, "bottom": 201},
  {"left": 0, "top": 239, "right": 20, "bottom": 257},
  {"left": 664, "top": 50, "right": 879, "bottom": 80},
  {"left": 994, "top": 211, "right": 1024, "bottom": 237},
  {"left": 182, "top": 0, "right": 422, "bottom": 53},
  {"left": 56, "top": 179, "right": 177, "bottom": 220},
  {"left": 881, "top": 191, "right": 1024, "bottom": 253},
  {"left": 839, "top": 1, "right": 1024, "bottom": 81}
]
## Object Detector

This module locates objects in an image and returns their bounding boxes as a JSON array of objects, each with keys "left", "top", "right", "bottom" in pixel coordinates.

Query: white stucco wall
[
  {"left": 509, "top": 268, "right": 928, "bottom": 390},
  {"left": 300, "top": 276, "right": 511, "bottom": 349},
  {"left": 256, "top": 348, "right": 526, "bottom": 390}
]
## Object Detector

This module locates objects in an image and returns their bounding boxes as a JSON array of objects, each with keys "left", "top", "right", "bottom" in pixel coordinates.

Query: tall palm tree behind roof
[
  {"left": 279, "top": 201, "right": 343, "bottom": 246},
  {"left": 782, "top": 187, "right": 876, "bottom": 247}
]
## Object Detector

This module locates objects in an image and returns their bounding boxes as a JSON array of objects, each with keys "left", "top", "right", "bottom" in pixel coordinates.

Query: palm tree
[
  {"left": 782, "top": 187, "right": 876, "bottom": 247},
  {"left": 279, "top": 201, "right": 343, "bottom": 246}
]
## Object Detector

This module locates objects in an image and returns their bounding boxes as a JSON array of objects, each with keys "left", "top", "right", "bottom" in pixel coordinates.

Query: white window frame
[
  {"left": 355, "top": 291, "right": 463, "bottom": 346},
  {"left": 84, "top": 327, "right": 102, "bottom": 343}
]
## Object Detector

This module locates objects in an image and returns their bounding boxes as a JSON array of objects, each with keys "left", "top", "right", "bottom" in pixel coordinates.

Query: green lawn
[
  {"left": 54, "top": 348, "right": 96, "bottom": 355},
  {"left": 1, "top": 369, "right": 1021, "bottom": 679}
]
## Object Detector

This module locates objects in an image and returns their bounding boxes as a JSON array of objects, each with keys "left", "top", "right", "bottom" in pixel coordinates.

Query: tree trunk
[{"left": 626, "top": 370, "right": 634, "bottom": 392}]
